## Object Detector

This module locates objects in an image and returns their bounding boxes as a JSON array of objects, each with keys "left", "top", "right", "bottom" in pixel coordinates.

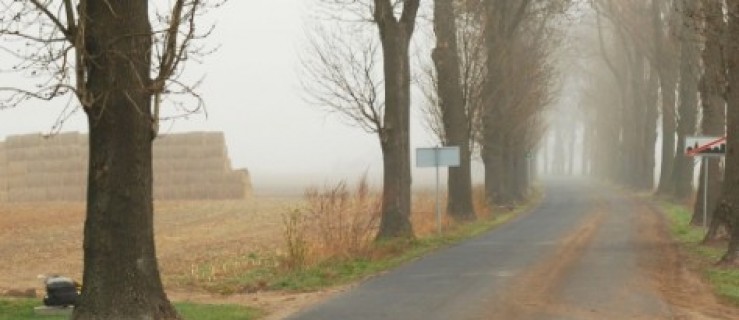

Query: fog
[
  {"left": 0, "top": 0, "right": 462, "bottom": 195},
  {"left": 1, "top": 0, "right": 700, "bottom": 197}
]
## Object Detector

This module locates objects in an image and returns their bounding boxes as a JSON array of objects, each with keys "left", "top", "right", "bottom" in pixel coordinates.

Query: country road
[{"left": 287, "top": 179, "right": 738, "bottom": 320}]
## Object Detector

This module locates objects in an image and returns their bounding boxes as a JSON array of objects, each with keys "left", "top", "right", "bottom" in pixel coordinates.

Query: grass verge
[
  {"left": 205, "top": 192, "right": 541, "bottom": 295},
  {"left": 659, "top": 202, "right": 739, "bottom": 306},
  {"left": 0, "top": 298, "right": 261, "bottom": 320}
]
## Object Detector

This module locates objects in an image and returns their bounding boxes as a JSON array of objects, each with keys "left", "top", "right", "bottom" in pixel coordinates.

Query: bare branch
[{"left": 300, "top": 21, "right": 385, "bottom": 134}]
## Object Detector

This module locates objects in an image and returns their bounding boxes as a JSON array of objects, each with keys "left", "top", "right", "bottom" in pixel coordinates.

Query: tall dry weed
[
  {"left": 281, "top": 209, "right": 308, "bottom": 271},
  {"left": 411, "top": 190, "right": 448, "bottom": 236},
  {"left": 472, "top": 185, "right": 492, "bottom": 218},
  {"left": 303, "top": 175, "right": 380, "bottom": 259}
]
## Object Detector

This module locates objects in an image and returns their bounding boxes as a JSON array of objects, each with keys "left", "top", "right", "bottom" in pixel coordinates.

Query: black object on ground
[{"left": 42, "top": 276, "right": 79, "bottom": 307}]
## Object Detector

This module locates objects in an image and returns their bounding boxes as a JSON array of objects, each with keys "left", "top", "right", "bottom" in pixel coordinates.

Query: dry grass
[
  {"left": 0, "top": 184, "right": 494, "bottom": 296},
  {"left": 0, "top": 197, "right": 302, "bottom": 294},
  {"left": 301, "top": 176, "right": 380, "bottom": 261}
]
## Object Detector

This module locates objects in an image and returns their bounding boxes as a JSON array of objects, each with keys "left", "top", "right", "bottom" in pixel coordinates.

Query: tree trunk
[
  {"left": 377, "top": 136, "right": 413, "bottom": 239},
  {"left": 656, "top": 72, "right": 678, "bottom": 195},
  {"left": 503, "top": 144, "right": 519, "bottom": 203},
  {"left": 374, "top": 0, "right": 419, "bottom": 240},
  {"left": 692, "top": 0, "right": 727, "bottom": 226},
  {"left": 625, "top": 53, "right": 644, "bottom": 189},
  {"left": 541, "top": 137, "right": 550, "bottom": 176},
  {"left": 582, "top": 126, "right": 590, "bottom": 176},
  {"left": 482, "top": 0, "right": 525, "bottom": 209},
  {"left": 641, "top": 67, "right": 659, "bottom": 190},
  {"left": 654, "top": 0, "right": 678, "bottom": 196},
  {"left": 566, "top": 127, "right": 576, "bottom": 176},
  {"left": 73, "top": 1, "right": 179, "bottom": 319},
  {"left": 432, "top": 0, "right": 475, "bottom": 221},
  {"left": 481, "top": 63, "right": 505, "bottom": 206},
  {"left": 719, "top": 0, "right": 739, "bottom": 264},
  {"left": 672, "top": 0, "right": 700, "bottom": 199},
  {"left": 511, "top": 144, "right": 528, "bottom": 202}
]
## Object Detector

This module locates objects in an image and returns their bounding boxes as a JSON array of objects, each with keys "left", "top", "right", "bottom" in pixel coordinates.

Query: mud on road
[{"left": 486, "top": 193, "right": 739, "bottom": 320}]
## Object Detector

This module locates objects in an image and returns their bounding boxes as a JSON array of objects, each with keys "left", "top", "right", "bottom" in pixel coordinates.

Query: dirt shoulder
[{"left": 638, "top": 199, "right": 739, "bottom": 320}]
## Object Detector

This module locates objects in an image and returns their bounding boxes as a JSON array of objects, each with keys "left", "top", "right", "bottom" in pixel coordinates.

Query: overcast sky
[{"left": 0, "top": 0, "right": 455, "bottom": 193}]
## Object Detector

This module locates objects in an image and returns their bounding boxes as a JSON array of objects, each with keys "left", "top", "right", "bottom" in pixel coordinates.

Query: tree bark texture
[
  {"left": 641, "top": 65, "right": 659, "bottom": 190},
  {"left": 73, "top": 1, "right": 179, "bottom": 319},
  {"left": 481, "top": 0, "right": 537, "bottom": 208},
  {"left": 671, "top": 0, "right": 700, "bottom": 199},
  {"left": 693, "top": 0, "right": 727, "bottom": 226},
  {"left": 481, "top": 44, "right": 506, "bottom": 206},
  {"left": 432, "top": 0, "right": 476, "bottom": 221},
  {"left": 719, "top": 0, "right": 739, "bottom": 264},
  {"left": 374, "top": 0, "right": 419, "bottom": 240},
  {"left": 624, "top": 52, "right": 643, "bottom": 189},
  {"left": 653, "top": 0, "right": 678, "bottom": 196},
  {"left": 656, "top": 58, "right": 678, "bottom": 195}
]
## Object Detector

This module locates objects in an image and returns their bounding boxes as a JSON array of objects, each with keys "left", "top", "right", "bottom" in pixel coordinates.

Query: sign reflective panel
[
  {"left": 685, "top": 136, "right": 726, "bottom": 157},
  {"left": 416, "top": 147, "right": 461, "bottom": 167}
]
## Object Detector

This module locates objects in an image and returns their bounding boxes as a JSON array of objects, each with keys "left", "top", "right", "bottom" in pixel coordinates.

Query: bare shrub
[
  {"left": 303, "top": 175, "right": 380, "bottom": 259},
  {"left": 281, "top": 209, "right": 308, "bottom": 271},
  {"left": 410, "top": 190, "right": 449, "bottom": 236},
  {"left": 472, "top": 185, "right": 492, "bottom": 218}
]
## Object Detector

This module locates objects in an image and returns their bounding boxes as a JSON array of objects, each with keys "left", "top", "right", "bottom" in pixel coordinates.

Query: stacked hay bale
[
  {"left": 0, "top": 131, "right": 250, "bottom": 202},
  {"left": 3, "top": 133, "right": 87, "bottom": 202},
  {"left": 153, "top": 132, "right": 251, "bottom": 200},
  {"left": 235, "top": 169, "right": 253, "bottom": 198}
]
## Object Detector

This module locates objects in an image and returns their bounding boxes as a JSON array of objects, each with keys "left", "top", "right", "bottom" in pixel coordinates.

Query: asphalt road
[{"left": 288, "top": 179, "right": 672, "bottom": 320}]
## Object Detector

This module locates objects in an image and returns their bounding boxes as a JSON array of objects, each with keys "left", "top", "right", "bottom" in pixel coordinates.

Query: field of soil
[
  {"left": 0, "top": 189, "right": 445, "bottom": 296},
  {"left": 0, "top": 197, "right": 305, "bottom": 294}
]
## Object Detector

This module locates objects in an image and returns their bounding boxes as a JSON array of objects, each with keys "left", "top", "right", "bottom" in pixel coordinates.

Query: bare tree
[
  {"left": 418, "top": 0, "right": 486, "bottom": 156},
  {"left": 0, "top": 1, "right": 217, "bottom": 318},
  {"left": 592, "top": 0, "right": 659, "bottom": 190},
  {"left": 429, "top": 0, "right": 482, "bottom": 221},
  {"left": 301, "top": 24, "right": 384, "bottom": 134},
  {"left": 304, "top": 0, "right": 421, "bottom": 239},
  {"left": 653, "top": 0, "right": 680, "bottom": 196},
  {"left": 481, "top": 0, "right": 571, "bottom": 206},
  {"left": 696, "top": 0, "right": 728, "bottom": 233},
  {"left": 671, "top": 0, "right": 701, "bottom": 199}
]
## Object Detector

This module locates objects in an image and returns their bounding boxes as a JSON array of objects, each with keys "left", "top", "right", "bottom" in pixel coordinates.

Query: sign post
[
  {"left": 416, "top": 146, "right": 461, "bottom": 233},
  {"left": 685, "top": 136, "right": 726, "bottom": 232},
  {"left": 703, "top": 158, "right": 708, "bottom": 231}
]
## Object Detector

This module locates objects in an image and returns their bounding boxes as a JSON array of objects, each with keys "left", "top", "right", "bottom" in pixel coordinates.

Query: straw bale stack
[
  {"left": 150, "top": 131, "right": 250, "bottom": 200},
  {"left": 0, "top": 131, "right": 251, "bottom": 202},
  {"left": 236, "top": 169, "right": 252, "bottom": 198},
  {"left": 0, "top": 132, "right": 87, "bottom": 202}
]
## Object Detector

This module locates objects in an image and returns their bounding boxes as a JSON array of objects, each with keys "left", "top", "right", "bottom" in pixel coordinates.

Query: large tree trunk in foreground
[
  {"left": 719, "top": 0, "right": 739, "bottom": 264},
  {"left": 693, "top": 0, "right": 727, "bottom": 227},
  {"left": 73, "top": 1, "right": 179, "bottom": 319},
  {"left": 374, "top": 0, "right": 419, "bottom": 240},
  {"left": 432, "top": 0, "right": 475, "bottom": 222}
]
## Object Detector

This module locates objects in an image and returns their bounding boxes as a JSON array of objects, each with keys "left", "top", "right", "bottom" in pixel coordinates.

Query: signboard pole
[
  {"left": 416, "top": 146, "right": 460, "bottom": 234},
  {"left": 435, "top": 147, "right": 441, "bottom": 234},
  {"left": 703, "top": 157, "right": 709, "bottom": 232},
  {"left": 685, "top": 136, "right": 725, "bottom": 234}
]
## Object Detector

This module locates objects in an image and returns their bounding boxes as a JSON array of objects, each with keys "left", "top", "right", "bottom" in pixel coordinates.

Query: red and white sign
[{"left": 685, "top": 136, "right": 726, "bottom": 157}]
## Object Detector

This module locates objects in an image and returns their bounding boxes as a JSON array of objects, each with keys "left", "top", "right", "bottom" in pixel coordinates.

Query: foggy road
[{"left": 288, "top": 179, "right": 674, "bottom": 320}]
